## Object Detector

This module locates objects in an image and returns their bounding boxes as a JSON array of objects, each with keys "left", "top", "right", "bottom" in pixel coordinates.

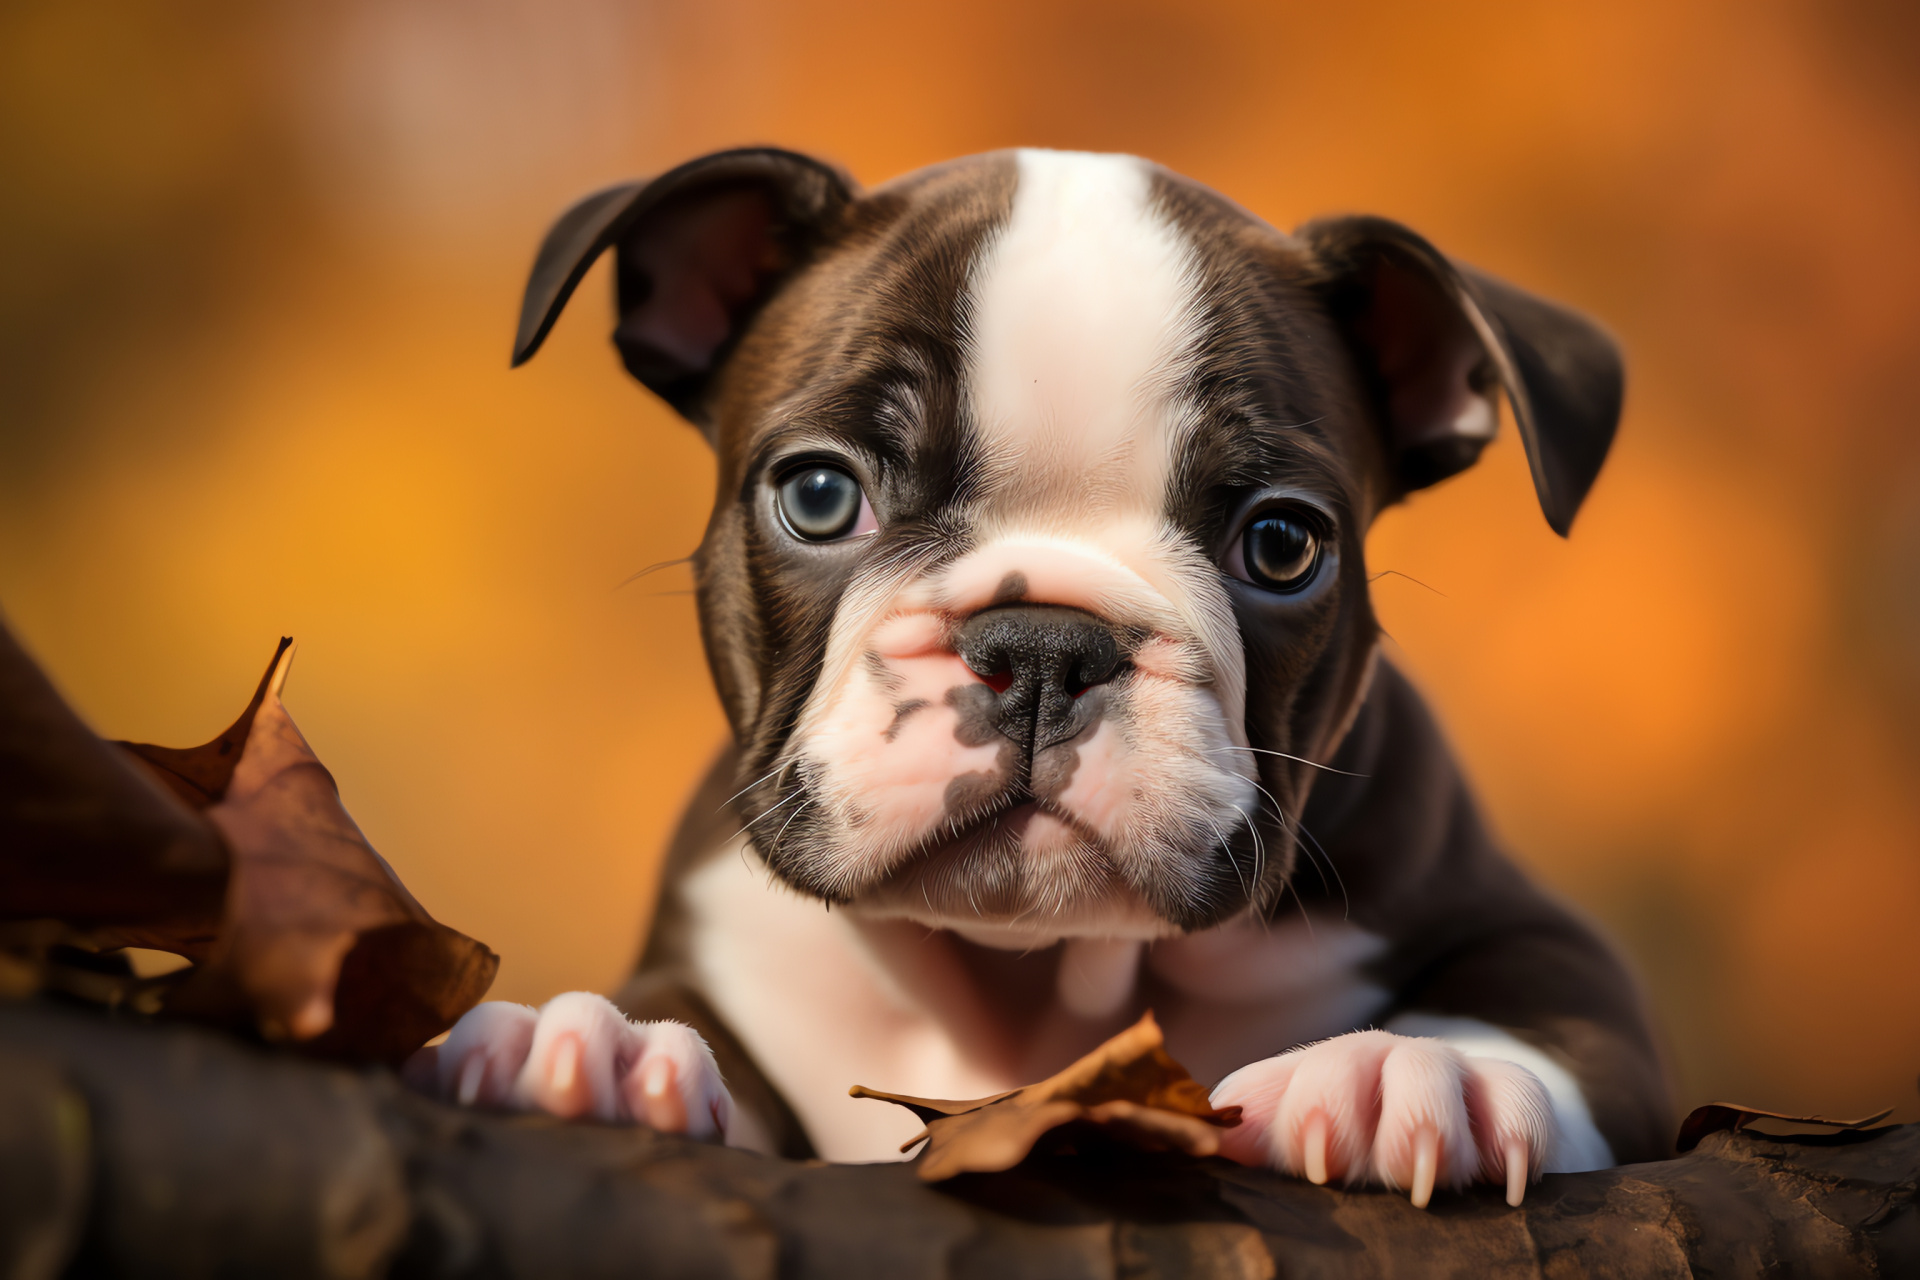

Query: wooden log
[{"left": 1, "top": 1000, "right": 1913, "bottom": 1279}]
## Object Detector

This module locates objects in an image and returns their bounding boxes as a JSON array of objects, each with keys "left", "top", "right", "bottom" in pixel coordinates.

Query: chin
[{"left": 832, "top": 804, "right": 1243, "bottom": 942}]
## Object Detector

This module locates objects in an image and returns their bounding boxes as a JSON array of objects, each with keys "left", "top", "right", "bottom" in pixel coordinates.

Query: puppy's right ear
[
  {"left": 1299, "top": 216, "right": 1623, "bottom": 537},
  {"left": 512, "top": 148, "right": 856, "bottom": 426}
]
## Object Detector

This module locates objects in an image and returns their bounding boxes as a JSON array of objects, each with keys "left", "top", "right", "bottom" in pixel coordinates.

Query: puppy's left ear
[
  {"left": 511, "top": 147, "right": 857, "bottom": 427},
  {"left": 1299, "top": 216, "right": 1623, "bottom": 536}
]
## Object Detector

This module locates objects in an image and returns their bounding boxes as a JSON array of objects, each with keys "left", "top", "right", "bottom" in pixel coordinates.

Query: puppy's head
[{"left": 516, "top": 148, "right": 1621, "bottom": 940}]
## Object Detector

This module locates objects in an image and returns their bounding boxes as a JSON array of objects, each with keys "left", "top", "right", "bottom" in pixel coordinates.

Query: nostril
[
  {"left": 1066, "top": 657, "right": 1125, "bottom": 698},
  {"left": 1069, "top": 632, "right": 1121, "bottom": 697},
  {"left": 961, "top": 646, "right": 1015, "bottom": 692}
]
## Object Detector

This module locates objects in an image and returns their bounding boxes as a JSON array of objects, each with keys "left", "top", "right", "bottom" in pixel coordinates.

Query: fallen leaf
[
  {"left": 1676, "top": 1102, "right": 1895, "bottom": 1153},
  {"left": 159, "top": 641, "right": 499, "bottom": 1060},
  {"left": 0, "top": 616, "right": 228, "bottom": 954},
  {"left": 0, "top": 621, "right": 497, "bottom": 1063},
  {"left": 851, "top": 1011, "right": 1241, "bottom": 1181},
  {"left": 115, "top": 636, "right": 289, "bottom": 811}
]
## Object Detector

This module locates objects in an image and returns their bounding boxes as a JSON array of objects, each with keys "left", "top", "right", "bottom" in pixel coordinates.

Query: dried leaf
[
  {"left": 161, "top": 642, "right": 499, "bottom": 1060},
  {"left": 115, "top": 636, "right": 289, "bottom": 811},
  {"left": 1676, "top": 1102, "right": 1895, "bottom": 1153},
  {"left": 0, "top": 617, "right": 228, "bottom": 952},
  {"left": 0, "top": 622, "right": 497, "bottom": 1063},
  {"left": 851, "top": 1011, "right": 1241, "bottom": 1181}
]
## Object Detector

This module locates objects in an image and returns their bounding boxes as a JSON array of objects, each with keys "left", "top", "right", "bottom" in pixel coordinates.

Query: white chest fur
[{"left": 679, "top": 838, "right": 1395, "bottom": 1162}]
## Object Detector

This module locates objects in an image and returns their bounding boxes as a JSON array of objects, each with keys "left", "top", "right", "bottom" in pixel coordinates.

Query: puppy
[{"left": 410, "top": 148, "right": 1672, "bottom": 1206}]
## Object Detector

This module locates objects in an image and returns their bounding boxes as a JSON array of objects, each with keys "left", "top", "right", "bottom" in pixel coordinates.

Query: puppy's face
[
  {"left": 517, "top": 148, "right": 1620, "bottom": 938},
  {"left": 703, "top": 152, "right": 1377, "bottom": 937}
]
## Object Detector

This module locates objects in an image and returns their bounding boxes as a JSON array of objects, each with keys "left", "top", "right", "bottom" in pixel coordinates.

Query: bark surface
[{"left": 2, "top": 1000, "right": 1915, "bottom": 1280}]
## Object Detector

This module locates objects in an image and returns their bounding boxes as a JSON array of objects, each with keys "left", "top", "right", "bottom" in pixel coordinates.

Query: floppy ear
[
  {"left": 512, "top": 147, "right": 856, "bottom": 425},
  {"left": 1298, "top": 216, "right": 1623, "bottom": 536}
]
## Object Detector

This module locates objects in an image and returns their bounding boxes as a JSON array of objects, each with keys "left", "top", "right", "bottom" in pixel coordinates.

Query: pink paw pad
[{"left": 1212, "top": 1029, "right": 1554, "bottom": 1208}]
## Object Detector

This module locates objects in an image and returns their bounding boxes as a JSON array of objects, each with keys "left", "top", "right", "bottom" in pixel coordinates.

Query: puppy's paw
[
  {"left": 406, "top": 993, "right": 733, "bottom": 1141},
  {"left": 1211, "top": 1029, "right": 1554, "bottom": 1207}
]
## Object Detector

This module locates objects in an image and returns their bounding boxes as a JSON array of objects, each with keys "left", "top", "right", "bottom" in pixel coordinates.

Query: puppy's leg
[
  {"left": 1212, "top": 1029, "right": 1553, "bottom": 1207},
  {"left": 407, "top": 993, "right": 733, "bottom": 1141}
]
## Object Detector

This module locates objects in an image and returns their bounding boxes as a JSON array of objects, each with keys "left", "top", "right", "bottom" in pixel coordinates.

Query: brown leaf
[
  {"left": 115, "top": 636, "right": 290, "bottom": 811},
  {"left": 850, "top": 1011, "right": 1241, "bottom": 1181},
  {"left": 162, "top": 641, "right": 499, "bottom": 1061},
  {"left": 0, "top": 616, "right": 228, "bottom": 954},
  {"left": 1, "top": 621, "right": 497, "bottom": 1063},
  {"left": 1675, "top": 1102, "right": 1895, "bottom": 1153}
]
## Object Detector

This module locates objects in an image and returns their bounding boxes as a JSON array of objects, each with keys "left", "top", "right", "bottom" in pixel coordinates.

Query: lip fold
[{"left": 892, "top": 793, "right": 1107, "bottom": 869}]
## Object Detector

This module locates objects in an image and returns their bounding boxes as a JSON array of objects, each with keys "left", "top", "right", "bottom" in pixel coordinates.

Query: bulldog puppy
[{"left": 409, "top": 147, "right": 1672, "bottom": 1206}]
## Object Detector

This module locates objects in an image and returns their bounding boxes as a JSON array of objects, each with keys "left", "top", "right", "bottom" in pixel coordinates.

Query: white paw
[
  {"left": 405, "top": 993, "right": 733, "bottom": 1141},
  {"left": 1210, "top": 1029, "right": 1554, "bottom": 1207}
]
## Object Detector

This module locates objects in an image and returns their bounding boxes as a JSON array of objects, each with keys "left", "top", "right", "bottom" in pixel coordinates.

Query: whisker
[
  {"left": 1230, "top": 803, "right": 1267, "bottom": 896},
  {"left": 1200, "top": 745, "right": 1369, "bottom": 778},
  {"left": 760, "top": 798, "right": 818, "bottom": 885},
  {"left": 721, "top": 786, "right": 808, "bottom": 846},
  {"left": 1263, "top": 801, "right": 1326, "bottom": 898},
  {"left": 1294, "top": 816, "right": 1350, "bottom": 921},
  {"left": 717, "top": 760, "right": 792, "bottom": 814},
  {"left": 1246, "top": 781, "right": 1341, "bottom": 921},
  {"left": 768, "top": 796, "right": 814, "bottom": 859},
  {"left": 1237, "top": 791, "right": 1306, "bottom": 930},
  {"left": 615, "top": 555, "right": 696, "bottom": 590},
  {"left": 1199, "top": 811, "right": 1249, "bottom": 902},
  {"left": 1277, "top": 871, "right": 1316, "bottom": 939},
  {"left": 1368, "top": 568, "right": 1446, "bottom": 597}
]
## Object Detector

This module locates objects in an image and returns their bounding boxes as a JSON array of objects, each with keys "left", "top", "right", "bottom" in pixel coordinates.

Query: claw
[
  {"left": 456, "top": 1053, "right": 486, "bottom": 1106},
  {"left": 1302, "top": 1112, "right": 1329, "bottom": 1185},
  {"left": 1505, "top": 1138, "right": 1528, "bottom": 1208},
  {"left": 549, "top": 1033, "right": 580, "bottom": 1094},
  {"left": 640, "top": 1053, "right": 685, "bottom": 1132},
  {"left": 1409, "top": 1125, "right": 1438, "bottom": 1209}
]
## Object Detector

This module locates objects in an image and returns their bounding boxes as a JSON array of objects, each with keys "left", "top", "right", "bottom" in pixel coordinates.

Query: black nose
[{"left": 953, "top": 606, "right": 1122, "bottom": 754}]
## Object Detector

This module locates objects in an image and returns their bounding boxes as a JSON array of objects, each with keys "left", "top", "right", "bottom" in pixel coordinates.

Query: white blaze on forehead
[
  {"left": 949, "top": 150, "right": 1248, "bottom": 729},
  {"left": 772, "top": 150, "right": 1261, "bottom": 921},
  {"left": 968, "top": 150, "right": 1203, "bottom": 516}
]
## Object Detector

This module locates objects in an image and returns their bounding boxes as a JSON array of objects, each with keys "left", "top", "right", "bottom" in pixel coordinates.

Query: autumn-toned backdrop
[{"left": 4, "top": 0, "right": 1917, "bottom": 1126}]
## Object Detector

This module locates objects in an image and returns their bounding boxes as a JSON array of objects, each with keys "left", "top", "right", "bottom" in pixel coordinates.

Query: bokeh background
[{"left": 4, "top": 0, "right": 1918, "bottom": 1127}]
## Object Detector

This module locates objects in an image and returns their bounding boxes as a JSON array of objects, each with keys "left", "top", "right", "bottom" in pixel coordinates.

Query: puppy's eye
[
  {"left": 777, "top": 465, "right": 865, "bottom": 541},
  {"left": 1240, "top": 513, "right": 1320, "bottom": 592}
]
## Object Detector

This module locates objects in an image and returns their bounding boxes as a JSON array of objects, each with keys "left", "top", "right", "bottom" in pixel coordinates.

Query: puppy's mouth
[
  {"left": 753, "top": 756, "right": 1263, "bottom": 934},
  {"left": 842, "top": 785, "right": 1148, "bottom": 924},
  {"left": 903, "top": 793, "right": 1099, "bottom": 863}
]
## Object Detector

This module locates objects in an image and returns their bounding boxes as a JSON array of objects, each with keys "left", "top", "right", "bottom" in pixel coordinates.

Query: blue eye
[
  {"left": 1242, "top": 514, "right": 1320, "bottom": 592},
  {"left": 778, "top": 466, "right": 863, "bottom": 540}
]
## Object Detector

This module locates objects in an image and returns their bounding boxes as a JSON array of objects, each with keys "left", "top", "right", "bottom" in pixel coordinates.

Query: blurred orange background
[{"left": 3, "top": 0, "right": 1917, "bottom": 1127}]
